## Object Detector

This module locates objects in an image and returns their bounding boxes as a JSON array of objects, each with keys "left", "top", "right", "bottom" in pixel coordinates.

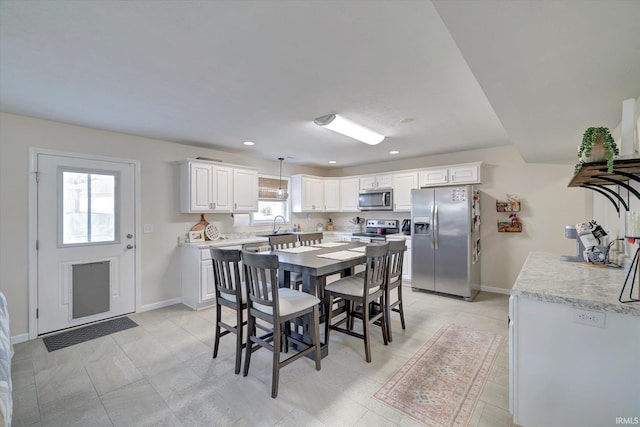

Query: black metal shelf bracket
[{"left": 581, "top": 184, "right": 626, "bottom": 213}]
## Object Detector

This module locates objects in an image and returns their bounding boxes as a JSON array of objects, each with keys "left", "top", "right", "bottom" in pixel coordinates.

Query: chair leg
[
  {"left": 213, "top": 304, "right": 222, "bottom": 359},
  {"left": 398, "top": 286, "right": 406, "bottom": 330},
  {"left": 312, "top": 306, "right": 321, "bottom": 371},
  {"left": 324, "top": 295, "right": 333, "bottom": 344},
  {"left": 380, "top": 296, "right": 388, "bottom": 346},
  {"left": 234, "top": 306, "right": 243, "bottom": 375},
  {"left": 363, "top": 301, "right": 371, "bottom": 363},
  {"left": 384, "top": 291, "right": 393, "bottom": 343},
  {"left": 243, "top": 313, "right": 255, "bottom": 377},
  {"left": 272, "top": 321, "right": 281, "bottom": 398}
]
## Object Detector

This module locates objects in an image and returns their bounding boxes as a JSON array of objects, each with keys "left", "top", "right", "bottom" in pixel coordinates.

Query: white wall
[
  {"left": 0, "top": 112, "right": 325, "bottom": 338},
  {"left": 0, "top": 112, "right": 591, "bottom": 339}
]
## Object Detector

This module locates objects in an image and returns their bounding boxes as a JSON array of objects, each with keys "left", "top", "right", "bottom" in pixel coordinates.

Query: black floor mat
[{"left": 43, "top": 316, "right": 138, "bottom": 352}]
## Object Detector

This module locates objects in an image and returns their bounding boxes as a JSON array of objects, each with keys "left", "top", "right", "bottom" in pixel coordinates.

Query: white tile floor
[{"left": 12, "top": 289, "right": 519, "bottom": 427}]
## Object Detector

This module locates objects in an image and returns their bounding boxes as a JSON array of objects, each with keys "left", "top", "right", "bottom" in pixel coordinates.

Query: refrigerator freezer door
[
  {"left": 433, "top": 186, "right": 471, "bottom": 297},
  {"left": 411, "top": 189, "right": 435, "bottom": 291}
]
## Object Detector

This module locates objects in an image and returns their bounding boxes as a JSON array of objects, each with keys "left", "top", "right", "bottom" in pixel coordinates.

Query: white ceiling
[{"left": 1, "top": 0, "right": 639, "bottom": 168}]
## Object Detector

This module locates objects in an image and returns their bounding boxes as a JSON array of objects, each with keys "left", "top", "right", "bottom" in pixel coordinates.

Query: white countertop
[
  {"left": 512, "top": 251, "right": 640, "bottom": 316},
  {"left": 180, "top": 236, "right": 269, "bottom": 249}
]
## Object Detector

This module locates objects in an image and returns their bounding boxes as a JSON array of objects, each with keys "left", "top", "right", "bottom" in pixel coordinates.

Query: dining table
[{"left": 271, "top": 240, "right": 369, "bottom": 358}]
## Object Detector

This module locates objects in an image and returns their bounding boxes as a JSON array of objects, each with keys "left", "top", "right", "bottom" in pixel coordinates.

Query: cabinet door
[
  {"left": 189, "top": 162, "right": 213, "bottom": 211},
  {"left": 340, "top": 177, "right": 360, "bottom": 211},
  {"left": 201, "top": 261, "right": 216, "bottom": 302},
  {"left": 359, "top": 176, "right": 377, "bottom": 189},
  {"left": 393, "top": 172, "right": 418, "bottom": 211},
  {"left": 302, "top": 177, "right": 324, "bottom": 211},
  {"left": 402, "top": 240, "right": 412, "bottom": 282},
  {"left": 323, "top": 179, "right": 340, "bottom": 211},
  {"left": 211, "top": 165, "right": 233, "bottom": 211},
  {"left": 233, "top": 168, "right": 258, "bottom": 211},
  {"left": 419, "top": 168, "right": 449, "bottom": 186},
  {"left": 375, "top": 174, "right": 393, "bottom": 188},
  {"left": 449, "top": 165, "right": 479, "bottom": 184}
]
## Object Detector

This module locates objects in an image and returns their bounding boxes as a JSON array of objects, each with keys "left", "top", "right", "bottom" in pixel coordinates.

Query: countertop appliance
[
  {"left": 358, "top": 188, "right": 393, "bottom": 211},
  {"left": 401, "top": 219, "right": 411, "bottom": 235},
  {"left": 351, "top": 219, "right": 399, "bottom": 242},
  {"left": 411, "top": 186, "right": 481, "bottom": 301}
]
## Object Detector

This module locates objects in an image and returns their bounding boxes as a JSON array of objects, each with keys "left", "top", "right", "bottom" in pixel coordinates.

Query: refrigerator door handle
[{"left": 433, "top": 203, "right": 439, "bottom": 249}]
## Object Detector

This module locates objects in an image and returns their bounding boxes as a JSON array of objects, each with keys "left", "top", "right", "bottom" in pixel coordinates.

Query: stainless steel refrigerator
[{"left": 411, "top": 186, "right": 481, "bottom": 301}]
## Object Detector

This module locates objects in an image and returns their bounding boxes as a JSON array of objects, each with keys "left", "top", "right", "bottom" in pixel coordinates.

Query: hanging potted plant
[{"left": 575, "top": 126, "right": 619, "bottom": 174}]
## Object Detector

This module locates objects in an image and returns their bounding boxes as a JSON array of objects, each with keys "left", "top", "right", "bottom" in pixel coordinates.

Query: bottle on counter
[
  {"left": 327, "top": 218, "right": 334, "bottom": 231},
  {"left": 297, "top": 224, "right": 301, "bottom": 232},
  {"left": 292, "top": 224, "right": 297, "bottom": 232}
]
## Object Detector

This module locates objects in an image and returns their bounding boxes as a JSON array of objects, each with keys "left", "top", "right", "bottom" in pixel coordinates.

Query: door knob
[{"left": 126, "top": 244, "right": 134, "bottom": 249}]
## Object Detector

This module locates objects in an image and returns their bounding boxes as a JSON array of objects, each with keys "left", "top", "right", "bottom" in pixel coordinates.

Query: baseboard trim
[
  {"left": 139, "top": 297, "right": 183, "bottom": 312},
  {"left": 11, "top": 333, "right": 30, "bottom": 345},
  {"left": 480, "top": 285, "right": 511, "bottom": 295}
]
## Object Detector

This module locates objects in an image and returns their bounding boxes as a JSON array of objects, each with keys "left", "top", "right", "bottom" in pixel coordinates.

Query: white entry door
[{"left": 36, "top": 153, "right": 137, "bottom": 335}]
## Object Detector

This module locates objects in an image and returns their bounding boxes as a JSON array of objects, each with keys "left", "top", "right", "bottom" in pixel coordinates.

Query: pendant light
[{"left": 277, "top": 157, "right": 284, "bottom": 199}]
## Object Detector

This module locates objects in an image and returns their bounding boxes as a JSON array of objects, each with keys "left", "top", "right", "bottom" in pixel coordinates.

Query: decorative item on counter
[
  {"left": 574, "top": 126, "right": 619, "bottom": 175},
  {"left": 204, "top": 223, "right": 220, "bottom": 240},
  {"left": 316, "top": 222, "right": 324, "bottom": 232},
  {"left": 292, "top": 223, "right": 297, "bottom": 232},
  {"left": 497, "top": 213, "right": 522, "bottom": 232},
  {"left": 496, "top": 194, "right": 520, "bottom": 212},
  {"left": 327, "top": 218, "right": 334, "bottom": 231},
  {"left": 297, "top": 224, "right": 301, "bottom": 232},
  {"left": 188, "top": 230, "right": 205, "bottom": 243},
  {"left": 190, "top": 214, "right": 211, "bottom": 240}
]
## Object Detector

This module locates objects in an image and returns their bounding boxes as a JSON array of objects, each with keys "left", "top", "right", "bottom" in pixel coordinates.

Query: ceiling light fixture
[
  {"left": 389, "top": 150, "right": 399, "bottom": 155},
  {"left": 243, "top": 141, "right": 255, "bottom": 146},
  {"left": 329, "top": 160, "right": 337, "bottom": 164},
  {"left": 277, "top": 157, "right": 284, "bottom": 199},
  {"left": 313, "top": 114, "right": 384, "bottom": 145}
]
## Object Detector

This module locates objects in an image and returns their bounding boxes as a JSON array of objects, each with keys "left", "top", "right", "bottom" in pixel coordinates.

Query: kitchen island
[{"left": 510, "top": 252, "right": 640, "bottom": 427}]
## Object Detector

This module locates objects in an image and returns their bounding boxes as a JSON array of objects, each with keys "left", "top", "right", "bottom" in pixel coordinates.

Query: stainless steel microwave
[{"left": 358, "top": 188, "right": 393, "bottom": 211}]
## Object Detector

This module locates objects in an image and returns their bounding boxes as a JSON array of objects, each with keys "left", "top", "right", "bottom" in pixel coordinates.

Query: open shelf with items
[{"left": 569, "top": 157, "right": 640, "bottom": 213}]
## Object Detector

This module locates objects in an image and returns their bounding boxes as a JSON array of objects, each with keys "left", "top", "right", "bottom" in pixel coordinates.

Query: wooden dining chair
[
  {"left": 384, "top": 240, "right": 407, "bottom": 342},
  {"left": 298, "top": 232, "right": 323, "bottom": 246},
  {"left": 324, "top": 242, "right": 389, "bottom": 363},
  {"left": 241, "top": 250, "right": 321, "bottom": 398},
  {"left": 269, "top": 234, "right": 298, "bottom": 250},
  {"left": 209, "top": 248, "right": 246, "bottom": 374},
  {"left": 269, "top": 234, "right": 302, "bottom": 288}
]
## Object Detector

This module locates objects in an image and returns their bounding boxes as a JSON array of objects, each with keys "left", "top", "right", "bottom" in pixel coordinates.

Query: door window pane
[{"left": 62, "top": 171, "right": 116, "bottom": 244}]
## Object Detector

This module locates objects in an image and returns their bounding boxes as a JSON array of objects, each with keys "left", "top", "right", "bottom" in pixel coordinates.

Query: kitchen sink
[{"left": 256, "top": 232, "right": 294, "bottom": 237}]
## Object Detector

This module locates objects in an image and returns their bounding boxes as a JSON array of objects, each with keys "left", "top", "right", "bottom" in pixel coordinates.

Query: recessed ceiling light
[
  {"left": 390, "top": 150, "right": 399, "bottom": 155},
  {"left": 329, "top": 160, "right": 337, "bottom": 164},
  {"left": 243, "top": 141, "right": 255, "bottom": 146}
]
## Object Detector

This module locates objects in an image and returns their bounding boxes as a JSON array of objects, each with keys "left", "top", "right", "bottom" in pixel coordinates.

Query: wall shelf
[{"left": 569, "top": 157, "right": 640, "bottom": 213}]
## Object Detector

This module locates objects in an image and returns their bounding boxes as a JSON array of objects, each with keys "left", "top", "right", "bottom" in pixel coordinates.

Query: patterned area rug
[
  {"left": 43, "top": 316, "right": 138, "bottom": 352},
  {"left": 374, "top": 323, "right": 503, "bottom": 426}
]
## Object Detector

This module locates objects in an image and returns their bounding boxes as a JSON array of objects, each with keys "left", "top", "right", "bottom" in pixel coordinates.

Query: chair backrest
[
  {"left": 387, "top": 240, "right": 407, "bottom": 285},
  {"left": 298, "top": 232, "right": 323, "bottom": 246},
  {"left": 210, "top": 248, "right": 243, "bottom": 303},
  {"left": 269, "top": 234, "right": 298, "bottom": 250},
  {"left": 363, "top": 243, "right": 390, "bottom": 293},
  {"left": 241, "top": 250, "right": 280, "bottom": 315}
]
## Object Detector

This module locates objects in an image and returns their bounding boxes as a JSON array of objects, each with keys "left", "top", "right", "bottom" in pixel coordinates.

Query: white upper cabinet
[
  {"left": 232, "top": 167, "right": 259, "bottom": 212},
  {"left": 179, "top": 160, "right": 258, "bottom": 213},
  {"left": 323, "top": 179, "right": 340, "bottom": 211},
  {"left": 340, "top": 177, "right": 360, "bottom": 212},
  {"left": 419, "top": 162, "right": 481, "bottom": 187},
  {"left": 180, "top": 161, "right": 233, "bottom": 212},
  {"left": 392, "top": 171, "right": 418, "bottom": 211},
  {"left": 360, "top": 174, "right": 393, "bottom": 189},
  {"left": 291, "top": 175, "right": 325, "bottom": 212}
]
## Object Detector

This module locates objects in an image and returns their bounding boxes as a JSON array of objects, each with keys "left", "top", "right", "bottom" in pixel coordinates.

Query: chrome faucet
[{"left": 272, "top": 215, "right": 286, "bottom": 234}]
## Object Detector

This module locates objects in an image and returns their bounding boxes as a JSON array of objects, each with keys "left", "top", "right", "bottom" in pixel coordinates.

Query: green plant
[{"left": 575, "top": 126, "right": 619, "bottom": 174}]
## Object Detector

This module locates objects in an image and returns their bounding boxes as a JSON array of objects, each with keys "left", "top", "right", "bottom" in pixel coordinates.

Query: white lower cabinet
[
  {"left": 181, "top": 246, "right": 216, "bottom": 310},
  {"left": 402, "top": 238, "right": 412, "bottom": 282},
  {"left": 510, "top": 296, "right": 640, "bottom": 427}
]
